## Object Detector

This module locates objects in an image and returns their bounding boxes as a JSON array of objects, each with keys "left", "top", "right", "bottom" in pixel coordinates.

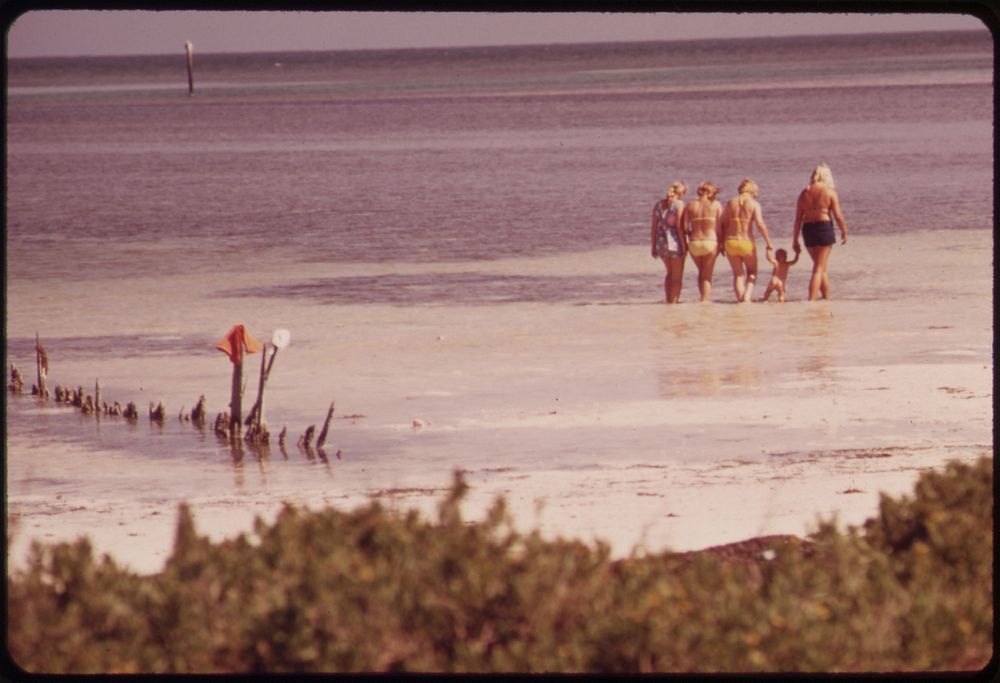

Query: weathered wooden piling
[
  {"left": 245, "top": 328, "right": 290, "bottom": 432},
  {"left": 9, "top": 364, "right": 24, "bottom": 393},
  {"left": 185, "top": 41, "right": 194, "bottom": 95},
  {"left": 298, "top": 425, "right": 316, "bottom": 449},
  {"left": 148, "top": 402, "right": 166, "bottom": 424},
  {"left": 191, "top": 395, "right": 207, "bottom": 428},
  {"left": 244, "top": 422, "right": 270, "bottom": 446},
  {"left": 316, "top": 401, "right": 335, "bottom": 449},
  {"left": 94, "top": 380, "right": 101, "bottom": 419},
  {"left": 214, "top": 412, "right": 231, "bottom": 439},
  {"left": 230, "top": 362, "right": 243, "bottom": 437},
  {"left": 123, "top": 402, "right": 139, "bottom": 421},
  {"left": 33, "top": 333, "right": 48, "bottom": 398},
  {"left": 245, "top": 347, "right": 271, "bottom": 430},
  {"left": 217, "top": 325, "right": 264, "bottom": 441}
]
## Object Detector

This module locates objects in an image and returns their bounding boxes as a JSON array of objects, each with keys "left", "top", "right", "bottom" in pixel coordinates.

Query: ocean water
[{"left": 5, "top": 30, "right": 994, "bottom": 570}]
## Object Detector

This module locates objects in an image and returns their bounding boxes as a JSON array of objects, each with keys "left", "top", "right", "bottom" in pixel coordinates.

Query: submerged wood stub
[
  {"left": 191, "top": 395, "right": 207, "bottom": 428},
  {"left": 149, "top": 402, "right": 166, "bottom": 424},
  {"left": 316, "top": 401, "right": 335, "bottom": 449},
  {"left": 298, "top": 425, "right": 316, "bottom": 449},
  {"left": 9, "top": 364, "right": 24, "bottom": 394}
]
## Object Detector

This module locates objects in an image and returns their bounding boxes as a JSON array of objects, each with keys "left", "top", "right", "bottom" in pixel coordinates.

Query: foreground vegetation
[{"left": 7, "top": 456, "right": 993, "bottom": 673}]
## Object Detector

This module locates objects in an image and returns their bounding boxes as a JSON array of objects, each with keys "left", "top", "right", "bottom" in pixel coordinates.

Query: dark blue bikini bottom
[{"left": 802, "top": 221, "right": 835, "bottom": 248}]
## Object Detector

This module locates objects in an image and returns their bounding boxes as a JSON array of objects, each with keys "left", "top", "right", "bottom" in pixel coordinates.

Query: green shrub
[{"left": 7, "top": 456, "right": 993, "bottom": 673}]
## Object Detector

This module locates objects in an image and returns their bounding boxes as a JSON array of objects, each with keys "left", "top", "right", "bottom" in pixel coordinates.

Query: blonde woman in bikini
[
  {"left": 792, "top": 163, "right": 848, "bottom": 301},
  {"left": 720, "top": 178, "right": 776, "bottom": 303},
  {"left": 680, "top": 181, "right": 723, "bottom": 302},
  {"left": 650, "top": 180, "right": 688, "bottom": 303}
]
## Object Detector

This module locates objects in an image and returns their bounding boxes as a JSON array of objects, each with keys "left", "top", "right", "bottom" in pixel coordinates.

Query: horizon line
[{"left": 7, "top": 26, "right": 988, "bottom": 61}]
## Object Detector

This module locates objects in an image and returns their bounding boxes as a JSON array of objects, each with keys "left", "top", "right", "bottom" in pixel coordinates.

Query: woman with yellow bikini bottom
[
  {"left": 680, "top": 182, "right": 724, "bottom": 302},
  {"left": 687, "top": 239, "right": 718, "bottom": 257},
  {"left": 719, "top": 179, "right": 776, "bottom": 303},
  {"left": 687, "top": 214, "right": 719, "bottom": 258},
  {"left": 722, "top": 237, "right": 753, "bottom": 258}
]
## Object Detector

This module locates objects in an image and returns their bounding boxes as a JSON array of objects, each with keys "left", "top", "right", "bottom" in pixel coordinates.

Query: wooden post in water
[
  {"left": 245, "top": 329, "right": 290, "bottom": 431},
  {"left": 217, "top": 324, "right": 263, "bottom": 442},
  {"left": 255, "top": 348, "right": 267, "bottom": 431},
  {"left": 215, "top": 325, "right": 264, "bottom": 441},
  {"left": 34, "top": 332, "right": 47, "bottom": 398},
  {"left": 316, "top": 401, "right": 335, "bottom": 450},
  {"left": 185, "top": 41, "right": 195, "bottom": 96},
  {"left": 229, "top": 360, "right": 242, "bottom": 438},
  {"left": 246, "top": 346, "right": 272, "bottom": 431}
]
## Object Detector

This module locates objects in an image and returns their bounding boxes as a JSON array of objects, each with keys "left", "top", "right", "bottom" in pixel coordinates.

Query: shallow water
[
  {"left": 7, "top": 228, "right": 993, "bottom": 569},
  {"left": 6, "top": 30, "right": 994, "bottom": 571}
]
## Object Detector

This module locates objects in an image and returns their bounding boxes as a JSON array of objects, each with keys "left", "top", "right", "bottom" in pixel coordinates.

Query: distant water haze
[{"left": 5, "top": 10, "right": 988, "bottom": 58}]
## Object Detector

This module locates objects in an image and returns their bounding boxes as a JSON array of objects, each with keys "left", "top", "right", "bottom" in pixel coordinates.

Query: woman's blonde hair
[
  {"left": 697, "top": 181, "right": 720, "bottom": 200},
  {"left": 666, "top": 180, "right": 688, "bottom": 201},
  {"left": 737, "top": 178, "right": 758, "bottom": 196},
  {"left": 810, "top": 163, "right": 835, "bottom": 188}
]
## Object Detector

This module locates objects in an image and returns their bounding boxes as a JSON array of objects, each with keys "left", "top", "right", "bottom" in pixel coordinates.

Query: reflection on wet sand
[
  {"left": 795, "top": 304, "right": 838, "bottom": 381},
  {"left": 649, "top": 305, "right": 767, "bottom": 399},
  {"left": 655, "top": 361, "right": 766, "bottom": 399}
]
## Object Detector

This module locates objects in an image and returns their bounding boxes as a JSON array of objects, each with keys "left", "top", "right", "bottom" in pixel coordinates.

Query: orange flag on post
[{"left": 216, "top": 324, "right": 263, "bottom": 364}]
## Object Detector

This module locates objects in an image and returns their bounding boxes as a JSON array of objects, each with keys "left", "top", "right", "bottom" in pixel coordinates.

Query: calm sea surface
[
  {"left": 5, "top": 30, "right": 994, "bottom": 569},
  {"left": 6, "top": 30, "right": 993, "bottom": 283}
]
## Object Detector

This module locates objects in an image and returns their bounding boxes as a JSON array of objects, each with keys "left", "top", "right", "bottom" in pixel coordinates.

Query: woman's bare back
[
  {"left": 685, "top": 199, "right": 721, "bottom": 241},
  {"left": 721, "top": 196, "right": 756, "bottom": 240},
  {"left": 798, "top": 184, "right": 835, "bottom": 222}
]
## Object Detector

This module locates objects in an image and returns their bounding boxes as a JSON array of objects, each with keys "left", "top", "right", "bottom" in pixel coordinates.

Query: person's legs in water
[
  {"left": 806, "top": 245, "right": 833, "bottom": 300},
  {"left": 667, "top": 253, "right": 685, "bottom": 303},
  {"left": 742, "top": 250, "right": 758, "bottom": 303},
  {"left": 692, "top": 254, "right": 713, "bottom": 302},
  {"left": 726, "top": 253, "right": 746, "bottom": 302}
]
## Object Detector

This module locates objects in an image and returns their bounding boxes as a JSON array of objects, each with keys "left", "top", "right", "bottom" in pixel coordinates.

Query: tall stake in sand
[
  {"left": 316, "top": 401, "right": 335, "bottom": 450},
  {"left": 185, "top": 41, "right": 194, "bottom": 96},
  {"left": 229, "top": 360, "right": 242, "bottom": 438},
  {"left": 34, "top": 332, "right": 47, "bottom": 398},
  {"left": 216, "top": 325, "right": 264, "bottom": 441},
  {"left": 245, "top": 329, "right": 290, "bottom": 432}
]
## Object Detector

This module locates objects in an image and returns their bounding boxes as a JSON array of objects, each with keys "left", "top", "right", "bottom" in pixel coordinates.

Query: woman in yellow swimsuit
[
  {"left": 719, "top": 178, "right": 777, "bottom": 303},
  {"left": 680, "top": 181, "right": 723, "bottom": 302}
]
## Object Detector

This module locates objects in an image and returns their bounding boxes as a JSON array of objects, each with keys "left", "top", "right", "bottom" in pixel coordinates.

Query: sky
[{"left": 4, "top": 10, "right": 990, "bottom": 59}]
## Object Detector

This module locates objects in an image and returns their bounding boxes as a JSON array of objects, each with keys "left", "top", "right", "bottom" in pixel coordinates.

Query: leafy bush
[{"left": 7, "top": 457, "right": 993, "bottom": 673}]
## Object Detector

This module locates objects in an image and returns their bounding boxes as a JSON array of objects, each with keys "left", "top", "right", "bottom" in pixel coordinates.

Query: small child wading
[{"left": 760, "top": 248, "right": 799, "bottom": 302}]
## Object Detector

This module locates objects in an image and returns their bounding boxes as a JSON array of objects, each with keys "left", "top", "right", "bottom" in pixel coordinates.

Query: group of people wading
[{"left": 651, "top": 164, "right": 848, "bottom": 303}]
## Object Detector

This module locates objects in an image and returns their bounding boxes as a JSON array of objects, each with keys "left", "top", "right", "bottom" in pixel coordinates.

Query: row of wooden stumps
[{"left": 10, "top": 328, "right": 342, "bottom": 459}]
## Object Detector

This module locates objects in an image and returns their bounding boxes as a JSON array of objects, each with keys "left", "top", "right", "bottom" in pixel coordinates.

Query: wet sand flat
[{"left": 6, "top": 229, "right": 993, "bottom": 575}]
